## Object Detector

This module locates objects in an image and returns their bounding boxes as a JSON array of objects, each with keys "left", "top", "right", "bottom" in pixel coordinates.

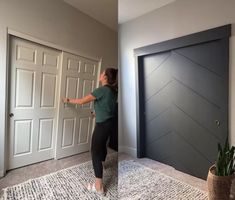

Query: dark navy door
[{"left": 143, "top": 39, "right": 228, "bottom": 179}]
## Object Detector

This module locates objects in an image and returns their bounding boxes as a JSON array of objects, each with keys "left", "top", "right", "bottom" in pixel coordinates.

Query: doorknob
[{"left": 9, "top": 113, "right": 14, "bottom": 118}]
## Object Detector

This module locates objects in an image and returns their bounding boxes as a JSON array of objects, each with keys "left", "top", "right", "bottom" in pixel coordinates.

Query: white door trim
[{"left": 3, "top": 28, "right": 102, "bottom": 176}]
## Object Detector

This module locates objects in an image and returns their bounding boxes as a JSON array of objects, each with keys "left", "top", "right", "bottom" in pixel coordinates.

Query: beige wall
[
  {"left": 0, "top": 0, "right": 117, "bottom": 176},
  {"left": 119, "top": 0, "right": 235, "bottom": 157}
]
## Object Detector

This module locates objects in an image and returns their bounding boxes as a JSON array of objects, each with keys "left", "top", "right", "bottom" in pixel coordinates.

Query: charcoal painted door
[{"left": 143, "top": 39, "right": 228, "bottom": 179}]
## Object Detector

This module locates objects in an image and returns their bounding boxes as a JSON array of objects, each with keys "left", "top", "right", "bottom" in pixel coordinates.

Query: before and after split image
[{"left": 0, "top": 0, "right": 235, "bottom": 199}]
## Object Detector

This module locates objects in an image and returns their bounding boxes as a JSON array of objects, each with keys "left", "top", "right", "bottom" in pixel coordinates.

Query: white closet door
[
  {"left": 8, "top": 37, "right": 61, "bottom": 170},
  {"left": 55, "top": 52, "right": 100, "bottom": 159}
]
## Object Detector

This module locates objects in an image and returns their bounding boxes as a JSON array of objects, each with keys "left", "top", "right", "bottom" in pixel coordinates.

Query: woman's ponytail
[{"left": 105, "top": 68, "right": 118, "bottom": 92}]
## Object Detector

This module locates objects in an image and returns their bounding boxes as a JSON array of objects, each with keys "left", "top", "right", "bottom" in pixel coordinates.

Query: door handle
[
  {"left": 9, "top": 113, "right": 14, "bottom": 118},
  {"left": 215, "top": 120, "right": 220, "bottom": 127}
]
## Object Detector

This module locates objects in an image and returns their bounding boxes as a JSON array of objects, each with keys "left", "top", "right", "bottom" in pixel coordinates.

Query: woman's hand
[{"left": 61, "top": 95, "right": 95, "bottom": 105}]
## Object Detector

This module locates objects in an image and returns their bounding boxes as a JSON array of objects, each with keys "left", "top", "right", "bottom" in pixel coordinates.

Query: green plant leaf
[{"left": 215, "top": 139, "right": 235, "bottom": 176}]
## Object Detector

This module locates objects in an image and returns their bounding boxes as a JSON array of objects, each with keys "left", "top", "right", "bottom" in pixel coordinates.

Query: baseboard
[
  {"left": 0, "top": 170, "right": 4, "bottom": 178},
  {"left": 119, "top": 146, "right": 137, "bottom": 158}
]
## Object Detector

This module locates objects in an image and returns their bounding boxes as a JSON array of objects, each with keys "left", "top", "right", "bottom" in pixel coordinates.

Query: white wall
[
  {"left": 0, "top": 0, "right": 117, "bottom": 176},
  {"left": 119, "top": 0, "right": 235, "bottom": 157}
]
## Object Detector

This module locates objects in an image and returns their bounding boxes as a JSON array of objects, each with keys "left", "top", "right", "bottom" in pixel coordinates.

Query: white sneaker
[{"left": 87, "top": 183, "right": 105, "bottom": 196}]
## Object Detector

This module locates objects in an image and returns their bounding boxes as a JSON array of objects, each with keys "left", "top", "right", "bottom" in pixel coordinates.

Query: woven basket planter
[{"left": 207, "top": 165, "right": 235, "bottom": 200}]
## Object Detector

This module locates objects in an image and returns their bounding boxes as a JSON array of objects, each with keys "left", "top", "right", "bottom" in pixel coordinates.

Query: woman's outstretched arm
[{"left": 62, "top": 94, "right": 96, "bottom": 105}]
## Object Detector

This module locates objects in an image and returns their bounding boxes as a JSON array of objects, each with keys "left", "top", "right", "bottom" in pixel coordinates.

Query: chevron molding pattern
[{"left": 143, "top": 39, "right": 228, "bottom": 179}]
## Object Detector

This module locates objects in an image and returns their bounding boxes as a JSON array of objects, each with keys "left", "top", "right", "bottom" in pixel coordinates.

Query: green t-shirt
[{"left": 91, "top": 86, "right": 117, "bottom": 123}]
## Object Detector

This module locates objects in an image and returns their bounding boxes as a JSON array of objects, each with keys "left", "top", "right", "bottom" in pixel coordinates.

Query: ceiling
[
  {"left": 64, "top": 0, "right": 118, "bottom": 31},
  {"left": 119, "top": 0, "right": 176, "bottom": 24},
  {"left": 63, "top": 0, "right": 176, "bottom": 31}
]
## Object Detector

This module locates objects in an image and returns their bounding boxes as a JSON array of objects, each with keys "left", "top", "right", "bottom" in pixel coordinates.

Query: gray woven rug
[
  {"left": 1, "top": 156, "right": 118, "bottom": 200},
  {"left": 1, "top": 158, "right": 208, "bottom": 200},
  {"left": 118, "top": 160, "right": 208, "bottom": 200}
]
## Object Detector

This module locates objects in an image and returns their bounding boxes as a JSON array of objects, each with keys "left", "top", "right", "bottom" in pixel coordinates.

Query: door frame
[
  {"left": 134, "top": 24, "right": 231, "bottom": 158},
  {"left": 4, "top": 28, "right": 102, "bottom": 175}
]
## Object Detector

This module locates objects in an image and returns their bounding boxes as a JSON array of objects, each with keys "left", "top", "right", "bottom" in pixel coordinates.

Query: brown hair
[{"left": 105, "top": 68, "right": 118, "bottom": 91}]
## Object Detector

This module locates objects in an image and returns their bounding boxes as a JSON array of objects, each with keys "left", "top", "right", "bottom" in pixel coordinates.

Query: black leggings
[{"left": 91, "top": 118, "right": 114, "bottom": 179}]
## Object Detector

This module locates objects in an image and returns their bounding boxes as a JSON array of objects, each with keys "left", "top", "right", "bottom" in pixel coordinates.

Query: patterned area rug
[
  {"left": 1, "top": 155, "right": 118, "bottom": 200},
  {"left": 1, "top": 158, "right": 208, "bottom": 200},
  {"left": 118, "top": 160, "right": 208, "bottom": 200}
]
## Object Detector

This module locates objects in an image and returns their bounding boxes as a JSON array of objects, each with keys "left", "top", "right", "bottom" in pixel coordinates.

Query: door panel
[
  {"left": 8, "top": 37, "right": 61, "bottom": 170},
  {"left": 82, "top": 79, "right": 94, "bottom": 109},
  {"left": 16, "top": 45, "right": 36, "bottom": 64},
  {"left": 43, "top": 52, "right": 59, "bottom": 69},
  {"left": 84, "top": 62, "right": 95, "bottom": 75},
  {"left": 78, "top": 117, "right": 90, "bottom": 144},
  {"left": 41, "top": 73, "right": 57, "bottom": 107},
  {"left": 174, "top": 40, "right": 226, "bottom": 77},
  {"left": 56, "top": 52, "right": 99, "bottom": 159},
  {"left": 62, "top": 118, "right": 76, "bottom": 148},
  {"left": 170, "top": 52, "right": 225, "bottom": 107},
  {"left": 14, "top": 120, "right": 32, "bottom": 155},
  {"left": 66, "top": 77, "right": 78, "bottom": 98},
  {"left": 143, "top": 39, "right": 228, "bottom": 179},
  {"left": 38, "top": 119, "right": 53, "bottom": 150},
  {"left": 15, "top": 69, "right": 35, "bottom": 107}
]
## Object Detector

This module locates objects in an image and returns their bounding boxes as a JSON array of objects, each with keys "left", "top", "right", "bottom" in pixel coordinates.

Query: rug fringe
[{"left": 0, "top": 188, "right": 6, "bottom": 200}]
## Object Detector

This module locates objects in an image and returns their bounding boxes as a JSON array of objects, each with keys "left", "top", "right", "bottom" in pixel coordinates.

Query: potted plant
[{"left": 207, "top": 138, "right": 235, "bottom": 200}]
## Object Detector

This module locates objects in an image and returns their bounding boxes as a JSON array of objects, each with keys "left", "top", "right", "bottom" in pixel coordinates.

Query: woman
[{"left": 63, "top": 68, "right": 118, "bottom": 195}]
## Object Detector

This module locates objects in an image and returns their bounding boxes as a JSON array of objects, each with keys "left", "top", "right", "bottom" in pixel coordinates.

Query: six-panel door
[
  {"left": 55, "top": 52, "right": 99, "bottom": 159},
  {"left": 8, "top": 37, "right": 61, "bottom": 169}
]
